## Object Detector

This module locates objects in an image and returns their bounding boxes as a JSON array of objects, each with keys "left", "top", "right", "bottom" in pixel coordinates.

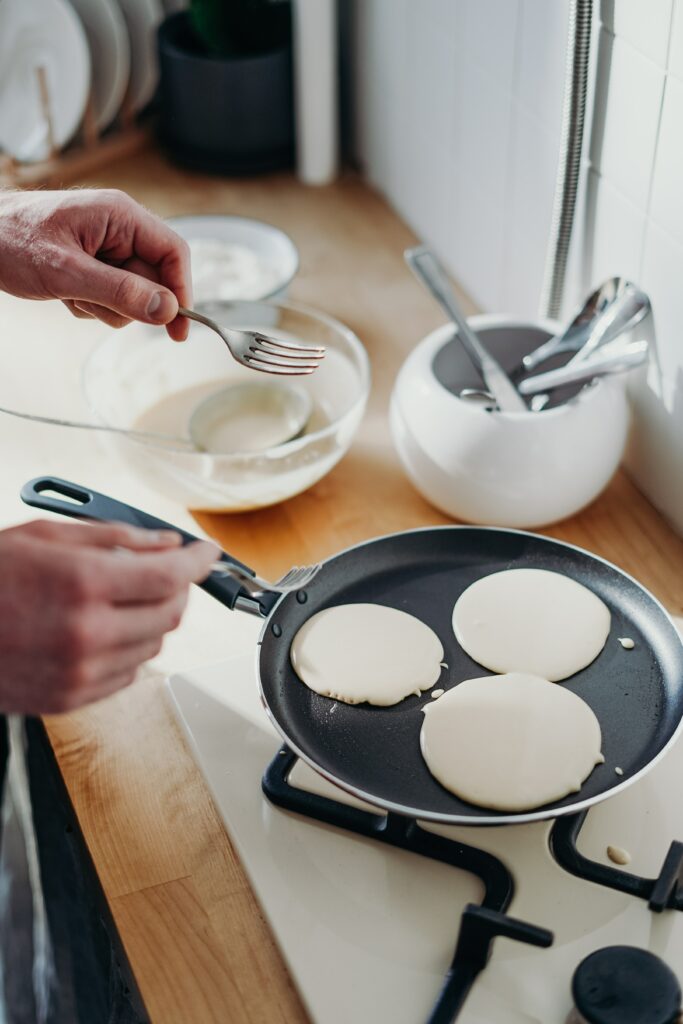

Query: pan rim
[{"left": 255, "top": 523, "right": 683, "bottom": 825}]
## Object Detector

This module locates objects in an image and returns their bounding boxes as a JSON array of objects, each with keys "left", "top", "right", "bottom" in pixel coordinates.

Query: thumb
[{"left": 69, "top": 254, "right": 179, "bottom": 325}]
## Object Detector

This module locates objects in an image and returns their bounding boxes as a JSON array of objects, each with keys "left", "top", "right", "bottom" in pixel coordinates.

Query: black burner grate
[
  {"left": 262, "top": 747, "right": 553, "bottom": 1024},
  {"left": 263, "top": 747, "right": 683, "bottom": 1022},
  {"left": 549, "top": 810, "right": 683, "bottom": 912}
]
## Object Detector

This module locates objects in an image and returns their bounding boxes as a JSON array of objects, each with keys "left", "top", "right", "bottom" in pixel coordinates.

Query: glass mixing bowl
[{"left": 83, "top": 299, "right": 370, "bottom": 511}]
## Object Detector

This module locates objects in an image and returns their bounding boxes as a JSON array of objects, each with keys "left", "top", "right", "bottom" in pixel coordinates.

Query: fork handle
[
  {"left": 178, "top": 306, "right": 218, "bottom": 331},
  {"left": 178, "top": 307, "right": 234, "bottom": 359},
  {"left": 20, "top": 477, "right": 276, "bottom": 616}
]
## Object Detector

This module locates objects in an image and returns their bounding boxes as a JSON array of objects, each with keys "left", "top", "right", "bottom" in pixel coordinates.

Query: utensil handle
[
  {"left": 405, "top": 247, "right": 489, "bottom": 365},
  {"left": 20, "top": 477, "right": 267, "bottom": 614},
  {"left": 518, "top": 341, "right": 648, "bottom": 394},
  {"left": 522, "top": 333, "right": 567, "bottom": 371},
  {"left": 405, "top": 246, "right": 527, "bottom": 412},
  {"left": 178, "top": 306, "right": 212, "bottom": 329},
  {"left": 566, "top": 298, "right": 622, "bottom": 366},
  {"left": 567, "top": 283, "right": 651, "bottom": 367}
]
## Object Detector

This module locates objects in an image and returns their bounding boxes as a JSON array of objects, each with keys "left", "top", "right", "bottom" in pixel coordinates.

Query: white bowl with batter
[
  {"left": 166, "top": 214, "right": 299, "bottom": 304},
  {"left": 83, "top": 299, "right": 370, "bottom": 511},
  {"left": 390, "top": 314, "right": 631, "bottom": 528}
]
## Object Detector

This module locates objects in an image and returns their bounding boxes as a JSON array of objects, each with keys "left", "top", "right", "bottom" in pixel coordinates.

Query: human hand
[
  {"left": 0, "top": 188, "right": 192, "bottom": 340},
  {"left": 0, "top": 519, "right": 218, "bottom": 714}
]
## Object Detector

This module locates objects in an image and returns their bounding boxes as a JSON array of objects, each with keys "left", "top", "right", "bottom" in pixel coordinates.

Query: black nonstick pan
[{"left": 22, "top": 476, "right": 683, "bottom": 826}]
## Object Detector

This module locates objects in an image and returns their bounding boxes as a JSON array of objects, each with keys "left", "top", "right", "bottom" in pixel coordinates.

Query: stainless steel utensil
[
  {"left": 522, "top": 278, "right": 650, "bottom": 371},
  {"left": 459, "top": 388, "right": 552, "bottom": 412},
  {"left": 188, "top": 382, "right": 313, "bottom": 453},
  {"left": 179, "top": 306, "right": 326, "bottom": 376},
  {"left": 209, "top": 560, "right": 321, "bottom": 594},
  {"left": 0, "top": 380, "right": 313, "bottom": 453},
  {"left": 566, "top": 283, "right": 651, "bottom": 366},
  {"left": 518, "top": 340, "right": 648, "bottom": 396},
  {"left": 0, "top": 403, "right": 197, "bottom": 449},
  {"left": 404, "top": 246, "right": 527, "bottom": 412},
  {"left": 458, "top": 388, "right": 497, "bottom": 409}
]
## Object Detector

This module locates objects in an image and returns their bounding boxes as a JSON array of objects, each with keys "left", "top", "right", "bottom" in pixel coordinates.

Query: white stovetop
[{"left": 167, "top": 655, "right": 683, "bottom": 1024}]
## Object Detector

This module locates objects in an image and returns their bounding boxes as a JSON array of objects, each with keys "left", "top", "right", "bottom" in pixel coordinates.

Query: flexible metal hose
[{"left": 539, "top": 0, "right": 593, "bottom": 320}]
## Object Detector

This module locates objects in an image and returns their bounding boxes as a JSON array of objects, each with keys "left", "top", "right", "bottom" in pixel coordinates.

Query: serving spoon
[{"left": 0, "top": 381, "right": 313, "bottom": 453}]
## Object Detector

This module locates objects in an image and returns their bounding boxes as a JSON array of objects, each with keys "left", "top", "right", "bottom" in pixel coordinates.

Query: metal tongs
[{"left": 517, "top": 339, "right": 649, "bottom": 396}]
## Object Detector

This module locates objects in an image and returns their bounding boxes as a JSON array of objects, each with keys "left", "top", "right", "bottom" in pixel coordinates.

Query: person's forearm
[{"left": 0, "top": 190, "right": 40, "bottom": 298}]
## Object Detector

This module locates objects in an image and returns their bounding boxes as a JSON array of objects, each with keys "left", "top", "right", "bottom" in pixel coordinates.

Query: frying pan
[{"left": 22, "top": 476, "right": 683, "bottom": 827}]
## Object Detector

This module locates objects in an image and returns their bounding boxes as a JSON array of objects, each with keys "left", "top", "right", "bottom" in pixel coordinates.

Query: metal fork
[
  {"left": 210, "top": 560, "right": 321, "bottom": 594},
  {"left": 179, "top": 306, "right": 325, "bottom": 376}
]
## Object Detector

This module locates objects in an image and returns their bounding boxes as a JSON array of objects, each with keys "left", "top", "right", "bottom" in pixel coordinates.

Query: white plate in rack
[
  {"left": 116, "top": 0, "right": 163, "bottom": 114},
  {"left": 0, "top": 0, "right": 91, "bottom": 162},
  {"left": 68, "top": 0, "right": 131, "bottom": 130}
]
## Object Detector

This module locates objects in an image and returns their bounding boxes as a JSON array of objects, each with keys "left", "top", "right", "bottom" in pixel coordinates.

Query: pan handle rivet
[
  {"left": 296, "top": 591, "right": 308, "bottom": 604},
  {"left": 272, "top": 623, "right": 282, "bottom": 637}
]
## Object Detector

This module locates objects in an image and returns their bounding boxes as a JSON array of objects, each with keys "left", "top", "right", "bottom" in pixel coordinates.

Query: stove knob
[{"left": 568, "top": 946, "right": 681, "bottom": 1024}]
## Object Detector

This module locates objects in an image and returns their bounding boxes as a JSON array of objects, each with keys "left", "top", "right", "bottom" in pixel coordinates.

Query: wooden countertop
[{"left": 4, "top": 149, "right": 683, "bottom": 1023}]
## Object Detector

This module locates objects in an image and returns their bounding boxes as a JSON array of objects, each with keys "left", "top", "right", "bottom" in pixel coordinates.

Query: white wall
[{"left": 352, "top": 0, "right": 683, "bottom": 534}]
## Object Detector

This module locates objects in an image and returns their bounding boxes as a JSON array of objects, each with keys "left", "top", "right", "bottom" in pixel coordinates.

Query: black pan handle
[{"left": 21, "top": 476, "right": 269, "bottom": 615}]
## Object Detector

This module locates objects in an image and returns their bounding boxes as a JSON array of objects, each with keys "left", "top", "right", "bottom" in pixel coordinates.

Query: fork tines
[
  {"left": 246, "top": 334, "right": 326, "bottom": 376},
  {"left": 255, "top": 332, "right": 325, "bottom": 355},
  {"left": 209, "top": 561, "right": 321, "bottom": 592},
  {"left": 275, "top": 564, "right": 321, "bottom": 588},
  {"left": 244, "top": 357, "right": 318, "bottom": 376}
]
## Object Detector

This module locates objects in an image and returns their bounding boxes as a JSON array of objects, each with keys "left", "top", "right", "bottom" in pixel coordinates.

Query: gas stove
[{"left": 167, "top": 656, "right": 683, "bottom": 1024}]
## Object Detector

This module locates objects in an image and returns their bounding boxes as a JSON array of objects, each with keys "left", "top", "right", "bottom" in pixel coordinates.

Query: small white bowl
[
  {"left": 390, "top": 314, "right": 630, "bottom": 529},
  {"left": 165, "top": 214, "right": 299, "bottom": 302},
  {"left": 83, "top": 299, "right": 369, "bottom": 512}
]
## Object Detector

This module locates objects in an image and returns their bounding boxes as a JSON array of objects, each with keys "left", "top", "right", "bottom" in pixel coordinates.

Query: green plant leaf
[{"left": 189, "top": 0, "right": 291, "bottom": 58}]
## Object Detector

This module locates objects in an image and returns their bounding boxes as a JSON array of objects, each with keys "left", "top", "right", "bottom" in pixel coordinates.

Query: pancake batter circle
[
  {"left": 452, "top": 568, "right": 611, "bottom": 681},
  {"left": 290, "top": 603, "right": 444, "bottom": 706},
  {"left": 420, "top": 672, "right": 604, "bottom": 811}
]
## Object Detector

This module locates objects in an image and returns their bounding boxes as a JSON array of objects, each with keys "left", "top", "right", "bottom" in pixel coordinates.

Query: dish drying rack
[{"left": 0, "top": 65, "right": 151, "bottom": 189}]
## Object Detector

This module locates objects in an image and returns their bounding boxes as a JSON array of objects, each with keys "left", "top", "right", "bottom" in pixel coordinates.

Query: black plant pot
[{"left": 157, "top": 12, "right": 294, "bottom": 175}]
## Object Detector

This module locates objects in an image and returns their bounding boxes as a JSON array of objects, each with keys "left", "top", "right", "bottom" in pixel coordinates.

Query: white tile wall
[
  {"left": 641, "top": 222, "right": 683, "bottom": 396},
  {"left": 515, "top": 0, "right": 570, "bottom": 142},
  {"left": 500, "top": 107, "right": 559, "bottom": 314},
  {"left": 670, "top": 0, "right": 683, "bottom": 78},
  {"left": 459, "top": 0, "right": 519, "bottom": 89},
  {"left": 454, "top": 59, "right": 510, "bottom": 213},
  {"left": 589, "top": 31, "right": 665, "bottom": 210},
  {"left": 352, "top": 0, "right": 683, "bottom": 534},
  {"left": 352, "top": 0, "right": 411, "bottom": 202},
  {"left": 600, "top": 0, "right": 673, "bottom": 65},
  {"left": 452, "top": 166, "right": 506, "bottom": 311},
  {"left": 650, "top": 73, "right": 683, "bottom": 241},
  {"left": 352, "top": 0, "right": 572, "bottom": 314},
  {"left": 582, "top": 170, "right": 646, "bottom": 288},
  {"left": 450, "top": 58, "right": 515, "bottom": 307}
]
